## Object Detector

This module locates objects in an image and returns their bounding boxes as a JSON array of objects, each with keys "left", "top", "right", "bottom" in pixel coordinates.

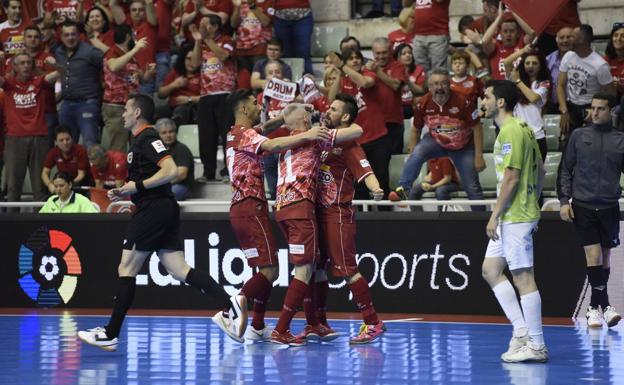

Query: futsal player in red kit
[
  {"left": 220, "top": 90, "right": 332, "bottom": 342},
  {"left": 270, "top": 103, "right": 364, "bottom": 346}
]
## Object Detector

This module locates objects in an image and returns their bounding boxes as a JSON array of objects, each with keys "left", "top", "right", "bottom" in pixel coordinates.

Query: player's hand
[
  {"left": 108, "top": 181, "right": 137, "bottom": 200},
  {"left": 486, "top": 214, "right": 500, "bottom": 241},
  {"left": 560, "top": 204, "right": 575, "bottom": 222},
  {"left": 370, "top": 188, "right": 384, "bottom": 201},
  {"left": 306, "top": 126, "right": 331, "bottom": 142},
  {"left": 474, "top": 154, "right": 486, "bottom": 173}
]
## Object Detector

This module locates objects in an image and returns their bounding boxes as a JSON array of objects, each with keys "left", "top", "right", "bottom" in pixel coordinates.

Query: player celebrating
[
  {"left": 78, "top": 95, "right": 243, "bottom": 351},
  {"left": 222, "top": 89, "right": 331, "bottom": 342},
  {"left": 481, "top": 81, "right": 548, "bottom": 363},
  {"left": 270, "top": 103, "right": 364, "bottom": 346},
  {"left": 298, "top": 93, "right": 387, "bottom": 344}
]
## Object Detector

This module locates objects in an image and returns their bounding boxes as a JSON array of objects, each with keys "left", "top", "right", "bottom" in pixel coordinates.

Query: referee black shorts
[
  {"left": 572, "top": 203, "right": 621, "bottom": 249},
  {"left": 123, "top": 197, "right": 183, "bottom": 252}
]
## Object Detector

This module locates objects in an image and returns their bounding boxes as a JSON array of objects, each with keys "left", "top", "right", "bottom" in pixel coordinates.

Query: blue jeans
[
  {"left": 59, "top": 98, "right": 101, "bottom": 148},
  {"left": 399, "top": 134, "right": 484, "bottom": 210},
  {"left": 171, "top": 184, "right": 189, "bottom": 201},
  {"left": 155, "top": 51, "right": 171, "bottom": 91},
  {"left": 273, "top": 13, "right": 313, "bottom": 75}
]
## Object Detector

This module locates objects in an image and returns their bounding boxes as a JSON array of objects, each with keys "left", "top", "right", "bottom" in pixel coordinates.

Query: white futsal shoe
[
  {"left": 586, "top": 306, "right": 604, "bottom": 328},
  {"left": 245, "top": 325, "right": 273, "bottom": 341},
  {"left": 77, "top": 326, "right": 118, "bottom": 352},
  {"left": 603, "top": 306, "right": 622, "bottom": 328},
  {"left": 229, "top": 295, "right": 248, "bottom": 338},
  {"left": 212, "top": 311, "right": 244, "bottom": 343},
  {"left": 501, "top": 344, "right": 549, "bottom": 363},
  {"left": 500, "top": 332, "right": 529, "bottom": 361}
]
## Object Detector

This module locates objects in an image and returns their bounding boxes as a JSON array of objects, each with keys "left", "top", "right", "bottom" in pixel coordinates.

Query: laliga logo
[{"left": 18, "top": 227, "right": 82, "bottom": 307}]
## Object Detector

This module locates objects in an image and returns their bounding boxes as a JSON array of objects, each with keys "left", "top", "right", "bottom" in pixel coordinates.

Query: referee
[
  {"left": 558, "top": 93, "right": 622, "bottom": 329},
  {"left": 78, "top": 95, "right": 247, "bottom": 351}
]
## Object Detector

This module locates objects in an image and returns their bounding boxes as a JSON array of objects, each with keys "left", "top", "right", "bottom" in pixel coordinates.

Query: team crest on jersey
[
  {"left": 127, "top": 152, "right": 133, "bottom": 164},
  {"left": 321, "top": 150, "right": 329, "bottom": 162},
  {"left": 463, "top": 81, "right": 474, "bottom": 88}
]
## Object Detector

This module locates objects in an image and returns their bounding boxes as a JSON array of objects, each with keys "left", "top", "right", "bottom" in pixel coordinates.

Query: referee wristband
[{"left": 136, "top": 180, "right": 147, "bottom": 193}]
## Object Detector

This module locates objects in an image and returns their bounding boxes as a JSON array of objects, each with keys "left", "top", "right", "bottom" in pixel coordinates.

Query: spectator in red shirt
[
  {"left": 158, "top": 43, "right": 201, "bottom": 126},
  {"left": 466, "top": 0, "right": 499, "bottom": 36},
  {"left": 1, "top": 52, "right": 60, "bottom": 204},
  {"left": 84, "top": 6, "right": 115, "bottom": 53},
  {"left": 605, "top": 23, "right": 624, "bottom": 100},
  {"left": 87, "top": 143, "right": 128, "bottom": 189},
  {"left": 387, "top": 7, "right": 415, "bottom": 51},
  {"left": 402, "top": 0, "right": 450, "bottom": 72},
  {"left": 0, "top": 0, "right": 27, "bottom": 73},
  {"left": 450, "top": 49, "right": 485, "bottom": 109},
  {"left": 190, "top": 15, "right": 235, "bottom": 181},
  {"left": 394, "top": 43, "right": 425, "bottom": 119},
  {"left": 42, "top": 125, "right": 90, "bottom": 194},
  {"left": 43, "top": 0, "right": 93, "bottom": 26},
  {"left": 408, "top": 157, "right": 460, "bottom": 211},
  {"left": 231, "top": 0, "right": 274, "bottom": 74},
  {"left": 182, "top": 0, "right": 233, "bottom": 37}
]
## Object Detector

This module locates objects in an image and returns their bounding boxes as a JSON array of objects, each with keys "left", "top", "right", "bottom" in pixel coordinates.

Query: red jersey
[
  {"left": 235, "top": 0, "right": 274, "bottom": 55},
  {"left": 0, "top": 20, "right": 26, "bottom": 58},
  {"left": 128, "top": 18, "right": 156, "bottom": 69},
  {"left": 5, "top": 50, "right": 56, "bottom": 114},
  {"left": 199, "top": 34, "right": 236, "bottom": 95},
  {"left": 316, "top": 141, "right": 373, "bottom": 223},
  {"left": 91, "top": 150, "right": 128, "bottom": 188},
  {"left": 155, "top": 0, "right": 172, "bottom": 52},
  {"left": 339, "top": 69, "right": 387, "bottom": 144},
  {"left": 91, "top": 29, "right": 115, "bottom": 49},
  {"left": 605, "top": 57, "right": 624, "bottom": 91},
  {"left": 43, "top": 143, "right": 89, "bottom": 179},
  {"left": 411, "top": 0, "right": 450, "bottom": 36},
  {"left": 414, "top": 92, "right": 478, "bottom": 150},
  {"left": 103, "top": 45, "right": 141, "bottom": 104},
  {"left": 402, "top": 65, "right": 426, "bottom": 106},
  {"left": 162, "top": 70, "right": 201, "bottom": 107},
  {"left": 450, "top": 75, "right": 483, "bottom": 108},
  {"left": 225, "top": 124, "right": 269, "bottom": 208},
  {"left": 274, "top": 0, "right": 310, "bottom": 9},
  {"left": 378, "top": 60, "right": 406, "bottom": 124},
  {"left": 44, "top": 0, "right": 93, "bottom": 20},
  {"left": 257, "top": 91, "right": 290, "bottom": 138},
  {"left": 427, "top": 157, "right": 458, "bottom": 184},
  {"left": 388, "top": 28, "right": 414, "bottom": 51},
  {"left": 489, "top": 39, "right": 524, "bottom": 80},
  {"left": 274, "top": 129, "right": 337, "bottom": 221},
  {"left": 3, "top": 76, "right": 50, "bottom": 137}
]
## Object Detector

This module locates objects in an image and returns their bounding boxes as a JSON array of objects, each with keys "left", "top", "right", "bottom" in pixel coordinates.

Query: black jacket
[{"left": 558, "top": 124, "right": 624, "bottom": 209}]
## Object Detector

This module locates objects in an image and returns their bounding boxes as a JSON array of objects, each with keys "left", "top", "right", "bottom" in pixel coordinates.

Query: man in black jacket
[{"left": 558, "top": 92, "right": 623, "bottom": 329}]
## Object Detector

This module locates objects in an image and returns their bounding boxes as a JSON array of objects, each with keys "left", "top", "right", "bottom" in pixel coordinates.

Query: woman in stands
[
  {"left": 84, "top": 6, "right": 114, "bottom": 53},
  {"left": 40, "top": 172, "right": 98, "bottom": 214},
  {"left": 158, "top": 44, "right": 201, "bottom": 126},
  {"left": 604, "top": 23, "right": 624, "bottom": 100},
  {"left": 394, "top": 43, "right": 426, "bottom": 119},
  {"left": 503, "top": 46, "right": 551, "bottom": 162}
]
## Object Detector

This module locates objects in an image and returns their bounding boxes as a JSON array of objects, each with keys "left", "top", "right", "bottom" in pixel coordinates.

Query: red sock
[
  {"left": 315, "top": 280, "right": 329, "bottom": 325},
  {"left": 350, "top": 277, "right": 379, "bottom": 325},
  {"left": 303, "top": 276, "right": 319, "bottom": 326},
  {"left": 275, "top": 278, "right": 308, "bottom": 333},
  {"left": 240, "top": 273, "right": 272, "bottom": 330}
]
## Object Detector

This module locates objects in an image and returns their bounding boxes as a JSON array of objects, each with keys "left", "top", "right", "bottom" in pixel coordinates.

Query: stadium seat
[
  {"left": 177, "top": 124, "right": 200, "bottom": 158},
  {"left": 479, "top": 153, "right": 498, "bottom": 193},
  {"left": 481, "top": 119, "right": 497, "bottom": 153},
  {"left": 542, "top": 152, "right": 561, "bottom": 197},
  {"left": 389, "top": 154, "right": 409, "bottom": 189},
  {"left": 311, "top": 25, "right": 348, "bottom": 58},
  {"left": 543, "top": 115, "right": 561, "bottom": 152},
  {"left": 282, "top": 57, "right": 304, "bottom": 82}
]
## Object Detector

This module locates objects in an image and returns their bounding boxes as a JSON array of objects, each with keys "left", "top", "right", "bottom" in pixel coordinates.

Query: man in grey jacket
[{"left": 558, "top": 92, "right": 623, "bottom": 329}]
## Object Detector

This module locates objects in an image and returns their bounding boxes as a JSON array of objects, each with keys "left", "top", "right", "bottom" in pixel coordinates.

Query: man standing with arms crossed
[{"left": 481, "top": 80, "right": 548, "bottom": 363}]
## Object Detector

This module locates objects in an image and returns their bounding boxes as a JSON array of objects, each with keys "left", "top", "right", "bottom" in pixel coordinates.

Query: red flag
[{"left": 503, "top": 0, "right": 569, "bottom": 35}]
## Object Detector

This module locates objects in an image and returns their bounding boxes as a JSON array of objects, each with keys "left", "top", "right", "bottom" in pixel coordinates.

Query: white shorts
[{"left": 484, "top": 221, "right": 537, "bottom": 271}]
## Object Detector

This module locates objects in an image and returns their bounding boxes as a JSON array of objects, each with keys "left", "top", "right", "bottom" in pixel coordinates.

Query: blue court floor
[{"left": 0, "top": 314, "right": 623, "bottom": 385}]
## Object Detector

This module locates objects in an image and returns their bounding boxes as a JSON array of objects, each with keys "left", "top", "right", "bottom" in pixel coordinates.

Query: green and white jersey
[{"left": 493, "top": 117, "right": 541, "bottom": 224}]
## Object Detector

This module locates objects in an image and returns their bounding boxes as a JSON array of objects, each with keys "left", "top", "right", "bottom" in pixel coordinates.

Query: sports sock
[
  {"left": 240, "top": 273, "right": 273, "bottom": 330},
  {"left": 350, "top": 277, "right": 379, "bottom": 325},
  {"left": 185, "top": 268, "right": 230, "bottom": 308},
  {"left": 587, "top": 266, "right": 609, "bottom": 309},
  {"left": 303, "top": 274, "right": 319, "bottom": 326},
  {"left": 520, "top": 291, "right": 545, "bottom": 348},
  {"left": 105, "top": 276, "right": 136, "bottom": 339},
  {"left": 315, "top": 280, "right": 329, "bottom": 325},
  {"left": 492, "top": 280, "right": 527, "bottom": 336},
  {"left": 275, "top": 278, "right": 308, "bottom": 333},
  {"left": 604, "top": 267, "right": 611, "bottom": 307}
]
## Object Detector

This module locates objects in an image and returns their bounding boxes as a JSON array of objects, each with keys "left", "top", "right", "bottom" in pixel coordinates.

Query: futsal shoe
[
  {"left": 77, "top": 326, "right": 118, "bottom": 352},
  {"left": 270, "top": 330, "right": 307, "bottom": 347},
  {"left": 296, "top": 324, "right": 340, "bottom": 342},
  {"left": 245, "top": 325, "right": 273, "bottom": 342},
  {"left": 228, "top": 295, "right": 248, "bottom": 339},
  {"left": 388, "top": 187, "right": 408, "bottom": 202},
  {"left": 501, "top": 344, "right": 549, "bottom": 363},
  {"left": 349, "top": 321, "right": 386, "bottom": 344},
  {"left": 500, "top": 331, "right": 529, "bottom": 360},
  {"left": 212, "top": 311, "right": 244, "bottom": 343},
  {"left": 586, "top": 306, "right": 604, "bottom": 328},
  {"left": 603, "top": 306, "right": 622, "bottom": 328}
]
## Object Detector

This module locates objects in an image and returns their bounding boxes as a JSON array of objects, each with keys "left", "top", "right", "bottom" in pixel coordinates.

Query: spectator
[
  {"left": 557, "top": 24, "right": 615, "bottom": 138},
  {"left": 84, "top": 6, "right": 114, "bottom": 53},
  {"left": 153, "top": 0, "right": 174, "bottom": 90},
  {"left": 504, "top": 47, "right": 551, "bottom": 161},
  {"left": 39, "top": 171, "right": 99, "bottom": 213},
  {"left": 250, "top": 39, "right": 293, "bottom": 89},
  {"left": 0, "top": 0, "right": 26, "bottom": 71},
  {"left": 42, "top": 125, "right": 90, "bottom": 194},
  {"left": 158, "top": 44, "right": 201, "bottom": 126},
  {"left": 402, "top": 0, "right": 450, "bottom": 72},
  {"left": 102, "top": 24, "right": 151, "bottom": 152},
  {"left": 231, "top": 0, "right": 274, "bottom": 75},
  {"left": 450, "top": 49, "right": 485, "bottom": 109},
  {"left": 389, "top": 69, "right": 485, "bottom": 210},
  {"left": 339, "top": 35, "right": 362, "bottom": 53},
  {"left": 545, "top": 26, "right": 574, "bottom": 114},
  {"left": 155, "top": 118, "right": 195, "bottom": 201},
  {"left": 190, "top": 15, "right": 235, "bottom": 181},
  {"left": 369, "top": 37, "right": 406, "bottom": 155},
  {"left": 87, "top": 143, "right": 128, "bottom": 189},
  {"left": 604, "top": 23, "right": 624, "bottom": 100},
  {"left": 467, "top": 0, "right": 499, "bottom": 36},
  {"left": 182, "top": 0, "right": 233, "bottom": 35},
  {"left": 44, "top": 0, "right": 91, "bottom": 26},
  {"left": 273, "top": 0, "right": 313, "bottom": 75},
  {"left": 387, "top": 7, "right": 415, "bottom": 51},
  {"left": 54, "top": 20, "right": 104, "bottom": 148},
  {"left": 394, "top": 43, "right": 425, "bottom": 119},
  {"left": 537, "top": 0, "right": 581, "bottom": 56},
  {"left": 408, "top": 157, "right": 460, "bottom": 212},
  {"left": 482, "top": 5, "right": 535, "bottom": 80},
  {"left": 1, "top": 52, "right": 60, "bottom": 204}
]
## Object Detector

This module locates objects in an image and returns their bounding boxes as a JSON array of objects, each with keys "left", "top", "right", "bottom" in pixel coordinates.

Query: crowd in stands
[{"left": 0, "top": 0, "right": 623, "bottom": 211}]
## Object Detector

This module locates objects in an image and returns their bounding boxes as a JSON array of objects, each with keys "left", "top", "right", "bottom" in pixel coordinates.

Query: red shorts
[
  {"left": 318, "top": 221, "right": 358, "bottom": 277},
  {"left": 230, "top": 214, "right": 278, "bottom": 268},
  {"left": 278, "top": 219, "right": 318, "bottom": 266}
]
